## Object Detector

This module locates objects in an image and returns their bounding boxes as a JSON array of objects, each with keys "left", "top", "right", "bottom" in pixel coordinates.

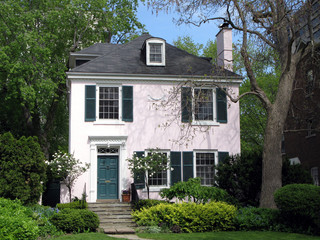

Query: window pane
[
  {"left": 196, "top": 153, "right": 215, "bottom": 185},
  {"left": 195, "top": 89, "right": 213, "bottom": 120},
  {"left": 99, "top": 87, "right": 119, "bottom": 119},
  {"left": 148, "top": 152, "right": 168, "bottom": 186},
  {"left": 150, "top": 43, "right": 162, "bottom": 63}
]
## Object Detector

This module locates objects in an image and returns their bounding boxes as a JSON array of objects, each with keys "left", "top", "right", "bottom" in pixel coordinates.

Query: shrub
[
  {"left": 275, "top": 184, "right": 320, "bottom": 219},
  {"left": 57, "top": 200, "right": 88, "bottom": 210},
  {"left": 132, "top": 201, "right": 237, "bottom": 233},
  {"left": 0, "top": 132, "right": 47, "bottom": 204},
  {"left": 0, "top": 198, "right": 39, "bottom": 240},
  {"left": 133, "top": 199, "right": 167, "bottom": 211},
  {"left": 234, "top": 207, "right": 279, "bottom": 231},
  {"left": 28, "top": 204, "right": 62, "bottom": 238},
  {"left": 282, "top": 159, "right": 313, "bottom": 185},
  {"left": 50, "top": 208, "right": 99, "bottom": 233},
  {"left": 275, "top": 184, "right": 320, "bottom": 235},
  {"left": 160, "top": 177, "right": 235, "bottom": 204}
]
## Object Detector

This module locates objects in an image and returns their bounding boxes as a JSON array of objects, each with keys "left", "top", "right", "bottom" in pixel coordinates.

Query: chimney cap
[{"left": 219, "top": 21, "right": 229, "bottom": 28}]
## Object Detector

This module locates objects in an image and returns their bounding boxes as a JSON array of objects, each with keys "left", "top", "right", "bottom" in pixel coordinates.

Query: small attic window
[{"left": 146, "top": 38, "right": 165, "bottom": 66}]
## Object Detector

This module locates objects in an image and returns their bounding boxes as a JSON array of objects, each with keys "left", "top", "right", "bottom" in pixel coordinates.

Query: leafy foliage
[
  {"left": 0, "top": 132, "right": 46, "bottom": 204},
  {"left": 234, "top": 207, "right": 279, "bottom": 231},
  {"left": 133, "top": 199, "right": 168, "bottom": 211},
  {"left": 173, "top": 36, "right": 204, "bottom": 56},
  {"left": 215, "top": 151, "right": 314, "bottom": 207},
  {"left": 57, "top": 200, "right": 88, "bottom": 210},
  {"left": 160, "top": 177, "right": 234, "bottom": 204},
  {"left": 215, "top": 152, "right": 262, "bottom": 206},
  {"left": 50, "top": 208, "right": 99, "bottom": 233},
  {"left": 48, "top": 150, "right": 90, "bottom": 202},
  {"left": 0, "top": 198, "right": 39, "bottom": 240},
  {"left": 0, "top": 0, "right": 144, "bottom": 156},
  {"left": 127, "top": 149, "right": 170, "bottom": 199},
  {"left": 132, "top": 202, "right": 237, "bottom": 233}
]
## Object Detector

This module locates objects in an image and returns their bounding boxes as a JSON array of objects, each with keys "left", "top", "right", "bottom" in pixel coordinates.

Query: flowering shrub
[
  {"left": 127, "top": 149, "right": 170, "bottom": 199},
  {"left": 48, "top": 151, "right": 90, "bottom": 202}
]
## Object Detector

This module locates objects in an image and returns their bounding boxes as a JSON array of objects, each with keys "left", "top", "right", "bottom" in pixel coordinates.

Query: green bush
[
  {"left": 0, "top": 132, "right": 47, "bottom": 204},
  {"left": 234, "top": 207, "right": 279, "bottom": 231},
  {"left": 133, "top": 199, "right": 167, "bottom": 211},
  {"left": 132, "top": 202, "right": 237, "bottom": 233},
  {"left": 50, "top": 208, "right": 99, "bottom": 233},
  {"left": 275, "top": 184, "right": 320, "bottom": 219},
  {"left": 160, "top": 177, "right": 235, "bottom": 204},
  {"left": 0, "top": 198, "right": 39, "bottom": 240},
  {"left": 57, "top": 200, "right": 88, "bottom": 210},
  {"left": 282, "top": 159, "right": 313, "bottom": 185},
  {"left": 275, "top": 184, "right": 320, "bottom": 235}
]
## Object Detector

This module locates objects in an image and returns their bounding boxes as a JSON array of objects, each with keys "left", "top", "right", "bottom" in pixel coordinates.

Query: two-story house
[{"left": 65, "top": 28, "right": 242, "bottom": 203}]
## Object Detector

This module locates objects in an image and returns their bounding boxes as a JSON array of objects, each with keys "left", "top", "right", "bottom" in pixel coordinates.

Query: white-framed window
[
  {"left": 194, "top": 88, "right": 214, "bottom": 121},
  {"left": 146, "top": 38, "right": 166, "bottom": 66},
  {"left": 146, "top": 150, "right": 170, "bottom": 188},
  {"left": 306, "top": 69, "right": 314, "bottom": 95},
  {"left": 194, "top": 151, "right": 218, "bottom": 186},
  {"left": 306, "top": 119, "right": 316, "bottom": 138},
  {"left": 311, "top": 167, "right": 319, "bottom": 186},
  {"left": 98, "top": 86, "right": 120, "bottom": 120}
]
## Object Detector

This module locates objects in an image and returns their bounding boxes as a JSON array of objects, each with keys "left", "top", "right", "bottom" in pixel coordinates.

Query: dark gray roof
[{"left": 71, "top": 34, "right": 240, "bottom": 78}]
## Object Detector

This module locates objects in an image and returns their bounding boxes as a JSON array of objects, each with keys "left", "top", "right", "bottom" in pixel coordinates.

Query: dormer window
[{"left": 146, "top": 38, "right": 166, "bottom": 66}]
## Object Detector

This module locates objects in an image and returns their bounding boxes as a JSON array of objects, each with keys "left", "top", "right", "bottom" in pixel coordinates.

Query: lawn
[
  {"left": 137, "top": 231, "right": 320, "bottom": 240},
  {"left": 53, "top": 231, "right": 320, "bottom": 240}
]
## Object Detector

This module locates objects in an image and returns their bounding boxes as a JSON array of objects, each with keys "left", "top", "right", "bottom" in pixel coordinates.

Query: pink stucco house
[{"left": 65, "top": 28, "right": 242, "bottom": 203}]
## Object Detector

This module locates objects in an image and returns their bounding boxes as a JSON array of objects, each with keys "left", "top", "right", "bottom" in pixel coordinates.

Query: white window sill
[
  {"left": 93, "top": 120, "right": 125, "bottom": 125},
  {"left": 191, "top": 121, "right": 220, "bottom": 126},
  {"left": 306, "top": 134, "right": 316, "bottom": 139}
]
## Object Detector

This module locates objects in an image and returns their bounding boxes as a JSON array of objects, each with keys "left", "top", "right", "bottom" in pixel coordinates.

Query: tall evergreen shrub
[{"left": 0, "top": 132, "right": 46, "bottom": 204}]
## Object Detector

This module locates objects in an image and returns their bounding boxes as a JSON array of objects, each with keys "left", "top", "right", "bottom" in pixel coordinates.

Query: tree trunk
[{"left": 259, "top": 55, "right": 299, "bottom": 208}]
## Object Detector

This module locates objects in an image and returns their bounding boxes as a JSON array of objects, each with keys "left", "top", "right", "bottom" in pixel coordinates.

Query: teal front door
[{"left": 97, "top": 156, "right": 118, "bottom": 199}]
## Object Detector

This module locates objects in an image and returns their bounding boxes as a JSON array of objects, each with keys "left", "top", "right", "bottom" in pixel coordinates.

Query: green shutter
[
  {"left": 218, "top": 152, "right": 229, "bottom": 164},
  {"left": 85, "top": 85, "right": 96, "bottom": 121},
  {"left": 181, "top": 87, "right": 192, "bottom": 122},
  {"left": 134, "top": 151, "right": 145, "bottom": 189},
  {"left": 170, "top": 152, "right": 181, "bottom": 185},
  {"left": 183, "top": 152, "right": 193, "bottom": 181},
  {"left": 216, "top": 88, "right": 227, "bottom": 123},
  {"left": 122, "top": 86, "right": 133, "bottom": 122}
]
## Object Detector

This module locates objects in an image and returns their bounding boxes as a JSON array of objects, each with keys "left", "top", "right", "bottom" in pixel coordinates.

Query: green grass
[
  {"left": 137, "top": 231, "right": 320, "bottom": 240},
  {"left": 53, "top": 233, "right": 127, "bottom": 240}
]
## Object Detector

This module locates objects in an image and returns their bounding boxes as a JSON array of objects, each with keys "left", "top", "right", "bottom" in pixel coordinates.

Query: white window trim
[
  {"left": 193, "top": 150, "right": 218, "bottom": 186},
  {"left": 146, "top": 38, "right": 166, "bottom": 66},
  {"left": 191, "top": 87, "right": 219, "bottom": 126},
  {"left": 95, "top": 84, "right": 125, "bottom": 124},
  {"left": 142, "top": 150, "right": 170, "bottom": 192}
]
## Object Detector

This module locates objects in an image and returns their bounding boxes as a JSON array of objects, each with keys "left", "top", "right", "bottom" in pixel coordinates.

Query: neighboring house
[
  {"left": 65, "top": 28, "right": 242, "bottom": 203},
  {"left": 284, "top": 0, "right": 320, "bottom": 185}
]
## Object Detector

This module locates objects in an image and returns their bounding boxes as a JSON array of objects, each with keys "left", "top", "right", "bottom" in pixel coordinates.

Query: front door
[{"left": 97, "top": 156, "right": 118, "bottom": 199}]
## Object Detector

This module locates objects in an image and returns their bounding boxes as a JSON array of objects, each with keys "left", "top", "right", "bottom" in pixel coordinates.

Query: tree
[
  {"left": 49, "top": 150, "right": 90, "bottom": 202},
  {"left": 173, "top": 35, "right": 204, "bottom": 56},
  {"left": 0, "top": 0, "right": 144, "bottom": 157},
  {"left": 127, "top": 150, "right": 170, "bottom": 199},
  {"left": 148, "top": 0, "right": 317, "bottom": 208},
  {"left": 0, "top": 132, "right": 47, "bottom": 204}
]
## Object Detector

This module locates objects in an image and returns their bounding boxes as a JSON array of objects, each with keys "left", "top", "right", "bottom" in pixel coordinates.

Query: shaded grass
[
  {"left": 137, "top": 231, "right": 320, "bottom": 240},
  {"left": 53, "top": 233, "right": 127, "bottom": 240}
]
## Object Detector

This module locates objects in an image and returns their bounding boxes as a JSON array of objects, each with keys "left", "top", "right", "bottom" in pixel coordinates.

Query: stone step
[{"left": 88, "top": 202, "right": 136, "bottom": 233}]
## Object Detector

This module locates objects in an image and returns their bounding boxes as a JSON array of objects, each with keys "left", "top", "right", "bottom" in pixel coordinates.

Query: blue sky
[{"left": 136, "top": 3, "right": 221, "bottom": 46}]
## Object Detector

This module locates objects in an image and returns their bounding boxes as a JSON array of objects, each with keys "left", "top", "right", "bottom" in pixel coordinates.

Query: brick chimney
[{"left": 216, "top": 27, "right": 233, "bottom": 72}]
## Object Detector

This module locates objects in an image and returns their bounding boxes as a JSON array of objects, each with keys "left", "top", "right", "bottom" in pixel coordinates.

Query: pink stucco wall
[{"left": 64, "top": 77, "right": 241, "bottom": 203}]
